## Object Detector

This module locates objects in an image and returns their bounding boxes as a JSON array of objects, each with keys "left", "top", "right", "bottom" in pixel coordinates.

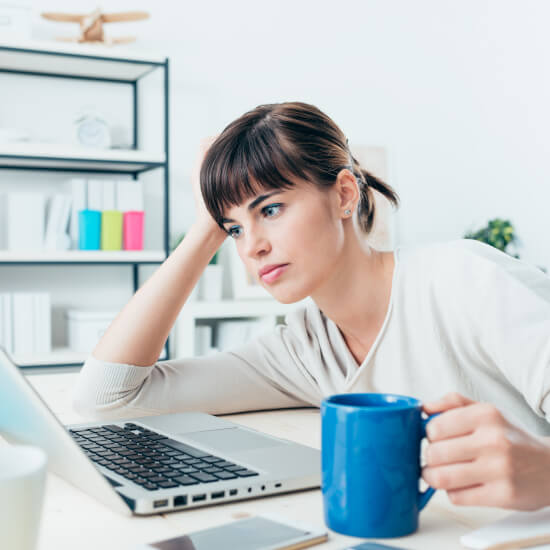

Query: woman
[{"left": 75, "top": 102, "right": 550, "bottom": 511}]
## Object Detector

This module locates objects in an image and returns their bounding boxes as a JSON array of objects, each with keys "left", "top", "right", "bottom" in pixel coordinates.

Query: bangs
[{"left": 200, "top": 122, "right": 310, "bottom": 227}]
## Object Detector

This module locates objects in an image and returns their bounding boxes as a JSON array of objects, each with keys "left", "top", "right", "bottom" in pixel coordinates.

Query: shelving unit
[
  {"left": 176, "top": 298, "right": 309, "bottom": 358},
  {"left": 0, "top": 40, "right": 170, "bottom": 368}
]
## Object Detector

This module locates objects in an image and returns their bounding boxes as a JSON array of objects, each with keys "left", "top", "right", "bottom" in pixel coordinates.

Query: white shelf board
[
  {"left": 14, "top": 347, "right": 88, "bottom": 367},
  {"left": 0, "top": 143, "right": 165, "bottom": 172},
  {"left": 0, "top": 250, "right": 166, "bottom": 263},
  {"left": 0, "top": 39, "right": 166, "bottom": 81},
  {"left": 14, "top": 346, "right": 167, "bottom": 367},
  {"left": 186, "top": 298, "right": 309, "bottom": 319}
]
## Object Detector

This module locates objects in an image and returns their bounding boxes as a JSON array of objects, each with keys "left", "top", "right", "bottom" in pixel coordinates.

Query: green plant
[{"left": 464, "top": 218, "right": 519, "bottom": 258}]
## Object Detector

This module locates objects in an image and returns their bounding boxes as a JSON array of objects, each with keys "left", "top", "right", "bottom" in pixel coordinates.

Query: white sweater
[{"left": 74, "top": 240, "right": 550, "bottom": 436}]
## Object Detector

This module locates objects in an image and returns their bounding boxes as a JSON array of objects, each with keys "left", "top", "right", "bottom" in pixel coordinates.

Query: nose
[{"left": 242, "top": 227, "right": 271, "bottom": 260}]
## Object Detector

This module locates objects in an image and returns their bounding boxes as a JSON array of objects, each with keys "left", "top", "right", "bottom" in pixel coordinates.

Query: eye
[
  {"left": 227, "top": 225, "right": 242, "bottom": 239},
  {"left": 262, "top": 203, "right": 282, "bottom": 217}
]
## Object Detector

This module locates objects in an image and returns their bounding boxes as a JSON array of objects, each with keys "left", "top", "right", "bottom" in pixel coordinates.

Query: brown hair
[{"left": 200, "top": 101, "right": 399, "bottom": 234}]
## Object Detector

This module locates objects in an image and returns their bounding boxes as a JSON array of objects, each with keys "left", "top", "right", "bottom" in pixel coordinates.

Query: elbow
[{"left": 71, "top": 355, "right": 144, "bottom": 421}]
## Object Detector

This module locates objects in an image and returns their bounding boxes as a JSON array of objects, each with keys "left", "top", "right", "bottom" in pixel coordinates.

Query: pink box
[{"left": 123, "top": 211, "right": 144, "bottom": 250}]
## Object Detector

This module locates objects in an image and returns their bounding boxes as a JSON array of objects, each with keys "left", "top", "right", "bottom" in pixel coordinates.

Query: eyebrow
[{"left": 221, "top": 191, "right": 281, "bottom": 224}]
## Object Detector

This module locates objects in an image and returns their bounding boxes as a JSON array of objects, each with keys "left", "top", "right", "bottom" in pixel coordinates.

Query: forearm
[{"left": 92, "top": 222, "right": 226, "bottom": 366}]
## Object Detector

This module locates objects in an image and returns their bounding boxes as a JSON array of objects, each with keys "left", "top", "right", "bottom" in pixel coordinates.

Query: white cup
[
  {"left": 200, "top": 264, "right": 224, "bottom": 301},
  {"left": 0, "top": 445, "right": 48, "bottom": 550}
]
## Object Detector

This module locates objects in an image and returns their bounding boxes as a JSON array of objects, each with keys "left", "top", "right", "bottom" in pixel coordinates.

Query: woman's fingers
[
  {"left": 425, "top": 433, "right": 482, "bottom": 466},
  {"left": 426, "top": 402, "right": 506, "bottom": 442},
  {"left": 423, "top": 392, "right": 475, "bottom": 415},
  {"left": 423, "top": 455, "right": 503, "bottom": 491}
]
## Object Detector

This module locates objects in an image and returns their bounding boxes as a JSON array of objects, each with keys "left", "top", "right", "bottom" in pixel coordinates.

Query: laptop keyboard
[{"left": 69, "top": 423, "right": 258, "bottom": 492}]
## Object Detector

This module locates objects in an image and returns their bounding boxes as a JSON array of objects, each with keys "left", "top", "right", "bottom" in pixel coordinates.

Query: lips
[{"left": 258, "top": 263, "right": 289, "bottom": 284}]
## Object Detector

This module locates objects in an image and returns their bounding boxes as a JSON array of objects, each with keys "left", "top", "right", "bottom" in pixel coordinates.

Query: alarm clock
[{"left": 73, "top": 107, "right": 111, "bottom": 149}]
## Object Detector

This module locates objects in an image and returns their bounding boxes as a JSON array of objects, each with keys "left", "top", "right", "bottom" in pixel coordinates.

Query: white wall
[{"left": 2, "top": 0, "right": 550, "bottom": 343}]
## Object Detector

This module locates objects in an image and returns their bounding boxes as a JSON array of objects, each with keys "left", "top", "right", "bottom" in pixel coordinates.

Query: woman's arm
[
  {"left": 92, "top": 137, "right": 226, "bottom": 366},
  {"left": 92, "top": 221, "right": 226, "bottom": 366}
]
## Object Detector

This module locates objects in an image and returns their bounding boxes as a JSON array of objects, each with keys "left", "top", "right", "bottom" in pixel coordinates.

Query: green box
[{"left": 101, "top": 210, "right": 123, "bottom": 250}]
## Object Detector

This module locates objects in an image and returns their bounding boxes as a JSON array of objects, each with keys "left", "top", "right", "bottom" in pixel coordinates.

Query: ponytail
[{"left": 351, "top": 155, "right": 399, "bottom": 234}]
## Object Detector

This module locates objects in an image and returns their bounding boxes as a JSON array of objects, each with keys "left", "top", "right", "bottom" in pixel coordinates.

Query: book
[
  {"left": 87, "top": 179, "right": 104, "bottom": 211},
  {"left": 69, "top": 178, "right": 87, "bottom": 249},
  {"left": 44, "top": 194, "right": 72, "bottom": 250},
  {"left": 6, "top": 193, "right": 47, "bottom": 250},
  {"left": 102, "top": 180, "right": 117, "bottom": 210},
  {"left": 33, "top": 293, "right": 51, "bottom": 354},
  {"left": 116, "top": 180, "right": 144, "bottom": 212},
  {"left": 2, "top": 293, "right": 13, "bottom": 354},
  {"left": 12, "top": 293, "right": 35, "bottom": 354}
]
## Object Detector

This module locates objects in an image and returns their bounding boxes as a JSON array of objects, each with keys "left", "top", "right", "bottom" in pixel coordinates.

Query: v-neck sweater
[{"left": 74, "top": 239, "right": 550, "bottom": 436}]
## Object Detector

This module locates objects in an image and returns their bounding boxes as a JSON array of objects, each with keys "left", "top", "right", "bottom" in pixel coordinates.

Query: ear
[{"left": 334, "top": 169, "right": 360, "bottom": 218}]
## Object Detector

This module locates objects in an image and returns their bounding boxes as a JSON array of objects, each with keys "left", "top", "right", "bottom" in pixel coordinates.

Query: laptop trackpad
[{"left": 181, "top": 428, "right": 282, "bottom": 453}]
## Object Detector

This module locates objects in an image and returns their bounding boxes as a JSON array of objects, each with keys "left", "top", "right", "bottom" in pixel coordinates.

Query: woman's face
[{"left": 222, "top": 182, "right": 347, "bottom": 304}]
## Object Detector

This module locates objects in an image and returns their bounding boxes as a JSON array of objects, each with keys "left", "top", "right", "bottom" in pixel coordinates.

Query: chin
[{"left": 265, "top": 284, "right": 311, "bottom": 304}]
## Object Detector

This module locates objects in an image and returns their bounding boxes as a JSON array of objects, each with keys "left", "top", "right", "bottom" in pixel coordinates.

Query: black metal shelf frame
[{"left": 0, "top": 45, "right": 171, "bottom": 367}]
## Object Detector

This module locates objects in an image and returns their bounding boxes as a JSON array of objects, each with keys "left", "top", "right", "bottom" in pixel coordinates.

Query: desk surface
[{"left": 22, "top": 371, "right": 511, "bottom": 550}]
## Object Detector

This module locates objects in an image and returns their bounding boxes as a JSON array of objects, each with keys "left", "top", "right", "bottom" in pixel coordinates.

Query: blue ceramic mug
[{"left": 321, "top": 393, "right": 436, "bottom": 538}]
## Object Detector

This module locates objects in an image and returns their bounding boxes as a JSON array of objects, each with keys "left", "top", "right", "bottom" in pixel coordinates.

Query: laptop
[{"left": 0, "top": 347, "right": 320, "bottom": 515}]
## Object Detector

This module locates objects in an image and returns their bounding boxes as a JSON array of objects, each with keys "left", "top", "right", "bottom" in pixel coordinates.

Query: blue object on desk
[
  {"left": 78, "top": 210, "right": 101, "bottom": 250},
  {"left": 321, "top": 393, "right": 436, "bottom": 538}
]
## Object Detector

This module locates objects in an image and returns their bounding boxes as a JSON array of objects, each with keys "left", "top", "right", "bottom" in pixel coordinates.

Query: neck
[{"left": 310, "top": 230, "right": 395, "bottom": 354}]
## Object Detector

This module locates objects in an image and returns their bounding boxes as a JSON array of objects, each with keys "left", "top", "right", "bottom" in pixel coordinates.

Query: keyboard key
[
  {"left": 213, "top": 471, "right": 238, "bottom": 480},
  {"left": 189, "top": 472, "right": 218, "bottom": 483},
  {"left": 215, "top": 461, "right": 238, "bottom": 469},
  {"left": 158, "top": 481, "right": 179, "bottom": 488},
  {"left": 143, "top": 483, "right": 159, "bottom": 491},
  {"left": 173, "top": 475, "right": 199, "bottom": 486},
  {"left": 203, "top": 467, "right": 223, "bottom": 474},
  {"left": 104, "top": 425, "right": 125, "bottom": 433},
  {"left": 163, "top": 440, "right": 209, "bottom": 458},
  {"left": 234, "top": 469, "right": 259, "bottom": 477},
  {"left": 149, "top": 476, "right": 167, "bottom": 483},
  {"left": 202, "top": 456, "right": 224, "bottom": 464},
  {"left": 180, "top": 467, "right": 199, "bottom": 474},
  {"left": 225, "top": 465, "right": 244, "bottom": 472},
  {"left": 152, "top": 466, "right": 171, "bottom": 474},
  {"left": 192, "top": 461, "right": 210, "bottom": 469}
]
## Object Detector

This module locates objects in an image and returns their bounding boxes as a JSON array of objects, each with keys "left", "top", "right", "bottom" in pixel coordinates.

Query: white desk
[{"left": 23, "top": 371, "right": 511, "bottom": 550}]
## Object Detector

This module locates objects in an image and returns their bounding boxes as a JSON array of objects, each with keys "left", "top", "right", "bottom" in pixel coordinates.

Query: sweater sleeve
[
  {"left": 440, "top": 241, "right": 550, "bottom": 424},
  {"left": 73, "top": 318, "right": 320, "bottom": 421}
]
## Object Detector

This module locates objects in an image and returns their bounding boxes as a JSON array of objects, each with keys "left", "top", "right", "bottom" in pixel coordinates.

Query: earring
[{"left": 344, "top": 209, "right": 351, "bottom": 215}]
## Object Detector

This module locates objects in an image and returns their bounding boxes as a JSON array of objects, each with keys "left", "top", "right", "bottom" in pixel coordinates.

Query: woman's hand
[
  {"left": 422, "top": 392, "right": 550, "bottom": 510},
  {"left": 191, "top": 136, "right": 226, "bottom": 235}
]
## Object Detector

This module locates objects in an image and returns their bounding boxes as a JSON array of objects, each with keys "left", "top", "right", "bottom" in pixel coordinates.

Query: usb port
[
  {"left": 229, "top": 489, "right": 238, "bottom": 496},
  {"left": 153, "top": 499, "right": 168, "bottom": 508},
  {"left": 211, "top": 491, "right": 225, "bottom": 499},
  {"left": 275, "top": 483, "right": 282, "bottom": 488},
  {"left": 192, "top": 494, "right": 206, "bottom": 502}
]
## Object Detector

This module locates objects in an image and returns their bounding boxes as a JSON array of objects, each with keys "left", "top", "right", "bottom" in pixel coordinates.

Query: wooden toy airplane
[{"left": 41, "top": 8, "right": 149, "bottom": 45}]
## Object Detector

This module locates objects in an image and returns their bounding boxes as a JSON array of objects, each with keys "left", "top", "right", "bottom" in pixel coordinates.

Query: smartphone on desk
[
  {"left": 138, "top": 514, "right": 328, "bottom": 550},
  {"left": 342, "top": 543, "right": 410, "bottom": 550}
]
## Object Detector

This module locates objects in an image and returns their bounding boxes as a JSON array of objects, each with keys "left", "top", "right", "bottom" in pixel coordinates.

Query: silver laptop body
[{"left": 0, "top": 348, "right": 320, "bottom": 515}]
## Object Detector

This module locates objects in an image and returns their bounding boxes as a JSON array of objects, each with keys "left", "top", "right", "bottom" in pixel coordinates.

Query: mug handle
[{"left": 418, "top": 413, "right": 439, "bottom": 510}]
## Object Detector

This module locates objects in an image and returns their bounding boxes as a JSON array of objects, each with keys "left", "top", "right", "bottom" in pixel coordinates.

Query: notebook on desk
[{"left": 0, "top": 347, "right": 320, "bottom": 515}]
